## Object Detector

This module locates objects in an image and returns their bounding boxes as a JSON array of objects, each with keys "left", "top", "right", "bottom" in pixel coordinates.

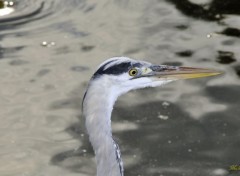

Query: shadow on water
[
  {"left": 165, "top": 0, "right": 240, "bottom": 79},
  {"left": 216, "top": 51, "right": 236, "bottom": 65},
  {"left": 166, "top": 0, "right": 240, "bottom": 40},
  {"left": 233, "top": 65, "right": 240, "bottom": 78},
  {"left": 165, "top": 0, "right": 240, "bottom": 21},
  {"left": 0, "top": 45, "right": 24, "bottom": 59},
  {"left": 219, "top": 28, "right": 240, "bottom": 38},
  {"left": 51, "top": 84, "right": 240, "bottom": 176}
]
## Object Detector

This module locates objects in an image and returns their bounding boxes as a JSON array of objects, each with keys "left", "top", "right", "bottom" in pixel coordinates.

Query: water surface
[{"left": 0, "top": 0, "right": 239, "bottom": 176}]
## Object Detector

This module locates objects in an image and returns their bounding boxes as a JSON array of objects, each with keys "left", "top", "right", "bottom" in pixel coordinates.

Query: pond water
[{"left": 0, "top": 0, "right": 239, "bottom": 176}]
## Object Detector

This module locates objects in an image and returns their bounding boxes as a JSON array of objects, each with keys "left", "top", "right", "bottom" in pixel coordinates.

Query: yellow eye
[{"left": 129, "top": 68, "right": 138, "bottom": 76}]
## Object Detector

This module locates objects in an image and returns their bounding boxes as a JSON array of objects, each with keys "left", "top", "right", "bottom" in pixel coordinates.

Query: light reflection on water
[
  {"left": 0, "top": 0, "right": 239, "bottom": 176},
  {"left": 0, "top": 1, "right": 14, "bottom": 16}
]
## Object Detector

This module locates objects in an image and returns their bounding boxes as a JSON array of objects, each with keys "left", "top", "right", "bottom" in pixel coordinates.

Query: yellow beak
[{"left": 149, "top": 65, "right": 223, "bottom": 80}]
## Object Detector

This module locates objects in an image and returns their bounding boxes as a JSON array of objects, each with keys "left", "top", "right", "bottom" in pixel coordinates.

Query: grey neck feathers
[{"left": 83, "top": 78, "right": 123, "bottom": 176}]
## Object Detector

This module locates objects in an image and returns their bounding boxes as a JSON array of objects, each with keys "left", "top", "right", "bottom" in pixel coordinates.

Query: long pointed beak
[{"left": 148, "top": 65, "right": 223, "bottom": 80}]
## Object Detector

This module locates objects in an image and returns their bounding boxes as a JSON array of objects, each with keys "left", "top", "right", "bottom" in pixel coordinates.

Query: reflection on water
[
  {"left": 0, "top": 0, "right": 239, "bottom": 176},
  {"left": 220, "top": 28, "right": 240, "bottom": 38},
  {"left": 217, "top": 51, "right": 236, "bottom": 64},
  {"left": 0, "top": 4, "right": 14, "bottom": 17},
  {"left": 166, "top": 0, "right": 240, "bottom": 21}
]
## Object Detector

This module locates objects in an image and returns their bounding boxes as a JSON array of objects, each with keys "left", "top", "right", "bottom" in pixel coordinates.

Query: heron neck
[{"left": 83, "top": 79, "right": 123, "bottom": 176}]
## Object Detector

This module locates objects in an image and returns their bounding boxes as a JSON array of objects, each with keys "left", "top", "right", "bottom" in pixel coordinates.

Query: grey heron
[{"left": 82, "top": 57, "right": 221, "bottom": 176}]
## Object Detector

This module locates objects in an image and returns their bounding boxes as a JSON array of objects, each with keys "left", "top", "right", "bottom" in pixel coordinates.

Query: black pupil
[{"left": 132, "top": 70, "right": 136, "bottom": 75}]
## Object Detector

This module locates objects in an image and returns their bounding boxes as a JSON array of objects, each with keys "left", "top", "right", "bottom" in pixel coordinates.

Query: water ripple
[
  {"left": 0, "top": 0, "right": 91, "bottom": 36},
  {"left": 0, "top": 1, "right": 50, "bottom": 29}
]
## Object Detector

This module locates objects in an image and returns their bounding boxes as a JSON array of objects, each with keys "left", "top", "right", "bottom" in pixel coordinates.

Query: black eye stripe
[{"left": 93, "top": 61, "right": 142, "bottom": 79}]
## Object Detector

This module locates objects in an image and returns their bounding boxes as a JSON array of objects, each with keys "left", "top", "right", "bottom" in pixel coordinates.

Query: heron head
[{"left": 89, "top": 57, "right": 221, "bottom": 97}]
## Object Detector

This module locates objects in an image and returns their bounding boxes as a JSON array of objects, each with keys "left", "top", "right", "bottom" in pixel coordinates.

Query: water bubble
[
  {"left": 212, "top": 168, "right": 228, "bottom": 176},
  {"left": 215, "top": 14, "right": 221, "bottom": 19},
  {"left": 168, "top": 140, "right": 172, "bottom": 144},
  {"left": 207, "top": 33, "right": 220, "bottom": 39},
  {"left": 188, "top": 149, "right": 192, "bottom": 152},
  {"left": 82, "top": 149, "right": 87, "bottom": 153},
  {"left": 158, "top": 114, "right": 169, "bottom": 120},
  {"left": 4, "top": 1, "right": 14, "bottom": 7},
  {"left": 207, "top": 34, "right": 212, "bottom": 38},
  {"left": 162, "top": 101, "right": 170, "bottom": 107},
  {"left": 41, "top": 41, "right": 56, "bottom": 47},
  {"left": 41, "top": 41, "right": 48, "bottom": 46},
  {"left": 8, "top": 1, "right": 14, "bottom": 6}
]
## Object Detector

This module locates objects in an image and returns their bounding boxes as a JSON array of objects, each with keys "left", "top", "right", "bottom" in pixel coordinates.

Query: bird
[{"left": 82, "top": 57, "right": 221, "bottom": 176}]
